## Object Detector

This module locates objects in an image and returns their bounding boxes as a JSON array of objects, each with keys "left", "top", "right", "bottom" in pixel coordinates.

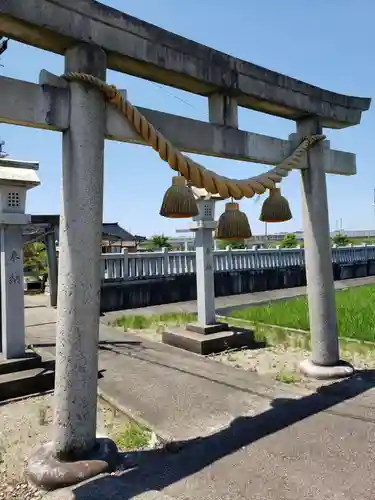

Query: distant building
[
  {"left": 24, "top": 215, "right": 145, "bottom": 253},
  {"left": 101, "top": 223, "right": 146, "bottom": 253},
  {"left": 167, "top": 229, "right": 375, "bottom": 250}
]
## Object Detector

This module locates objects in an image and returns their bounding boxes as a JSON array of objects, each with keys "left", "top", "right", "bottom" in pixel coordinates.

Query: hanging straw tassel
[
  {"left": 216, "top": 202, "right": 252, "bottom": 240},
  {"left": 159, "top": 175, "right": 199, "bottom": 218},
  {"left": 259, "top": 187, "right": 292, "bottom": 223}
]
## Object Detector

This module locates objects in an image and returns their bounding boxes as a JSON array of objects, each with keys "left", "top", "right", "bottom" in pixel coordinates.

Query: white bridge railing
[{"left": 101, "top": 244, "right": 375, "bottom": 280}]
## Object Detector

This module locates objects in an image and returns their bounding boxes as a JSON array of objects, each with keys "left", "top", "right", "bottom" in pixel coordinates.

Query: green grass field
[
  {"left": 229, "top": 285, "right": 375, "bottom": 343},
  {"left": 113, "top": 312, "right": 196, "bottom": 330}
]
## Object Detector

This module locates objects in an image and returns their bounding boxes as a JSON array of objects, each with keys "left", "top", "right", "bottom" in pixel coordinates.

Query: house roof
[
  {"left": 26, "top": 216, "right": 144, "bottom": 242},
  {"left": 102, "top": 223, "right": 136, "bottom": 241}
]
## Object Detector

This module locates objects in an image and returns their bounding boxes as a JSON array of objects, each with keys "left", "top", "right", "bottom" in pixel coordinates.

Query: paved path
[{"left": 25, "top": 278, "right": 375, "bottom": 499}]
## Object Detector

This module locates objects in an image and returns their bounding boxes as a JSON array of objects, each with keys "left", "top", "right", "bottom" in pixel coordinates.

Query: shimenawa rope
[{"left": 62, "top": 72, "right": 325, "bottom": 200}]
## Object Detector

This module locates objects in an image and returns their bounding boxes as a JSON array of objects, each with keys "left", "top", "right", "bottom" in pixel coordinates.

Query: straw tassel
[
  {"left": 159, "top": 176, "right": 199, "bottom": 218},
  {"left": 216, "top": 202, "right": 252, "bottom": 240},
  {"left": 259, "top": 187, "right": 292, "bottom": 223}
]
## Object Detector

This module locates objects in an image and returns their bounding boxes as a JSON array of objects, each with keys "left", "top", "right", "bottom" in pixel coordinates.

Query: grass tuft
[
  {"left": 113, "top": 312, "right": 197, "bottom": 330},
  {"left": 114, "top": 422, "right": 150, "bottom": 450},
  {"left": 275, "top": 370, "right": 301, "bottom": 384}
]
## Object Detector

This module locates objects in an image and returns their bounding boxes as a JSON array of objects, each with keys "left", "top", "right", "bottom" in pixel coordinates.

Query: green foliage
[
  {"left": 275, "top": 371, "right": 301, "bottom": 385},
  {"left": 23, "top": 242, "right": 47, "bottom": 279},
  {"left": 146, "top": 234, "right": 171, "bottom": 250},
  {"left": 114, "top": 422, "right": 150, "bottom": 450},
  {"left": 279, "top": 233, "right": 298, "bottom": 248},
  {"left": 217, "top": 239, "right": 247, "bottom": 250},
  {"left": 332, "top": 233, "right": 350, "bottom": 246}
]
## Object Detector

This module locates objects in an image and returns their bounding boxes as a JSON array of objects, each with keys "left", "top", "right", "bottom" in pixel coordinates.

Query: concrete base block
[
  {"left": 0, "top": 350, "right": 42, "bottom": 375},
  {"left": 162, "top": 327, "right": 255, "bottom": 355},
  {"left": 300, "top": 359, "right": 354, "bottom": 380},
  {"left": 26, "top": 438, "right": 118, "bottom": 491},
  {"left": 186, "top": 322, "right": 229, "bottom": 335}
]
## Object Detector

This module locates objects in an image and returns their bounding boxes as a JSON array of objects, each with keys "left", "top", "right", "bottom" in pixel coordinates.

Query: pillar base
[
  {"left": 163, "top": 325, "right": 256, "bottom": 355},
  {"left": 300, "top": 359, "right": 354, "bottom": 380},
  {"left": 186, "top": 321, "right": 228, "bottom": 335},
  {"left": 26, "top": 438, "right": 118, "bottom": 491}
]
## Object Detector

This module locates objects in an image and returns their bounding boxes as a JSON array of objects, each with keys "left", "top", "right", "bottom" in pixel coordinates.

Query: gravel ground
[
  {"left": 0, "top": 393, "right": 160, "bottom": 499},
  {"left": 124, "top": 327, "right": 375, "bottom": 390},
  {"left": 210, "top": 342, "right": 375, "bottom": 391}
]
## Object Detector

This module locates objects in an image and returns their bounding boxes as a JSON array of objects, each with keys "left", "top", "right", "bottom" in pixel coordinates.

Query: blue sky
[{"left": 0, "top": 0, "right": 373, "bottom": 237}]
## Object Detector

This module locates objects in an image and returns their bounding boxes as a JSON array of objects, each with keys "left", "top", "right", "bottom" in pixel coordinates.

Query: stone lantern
[{"left": 0, "top": 158, "right": 40, "bottom": 359}]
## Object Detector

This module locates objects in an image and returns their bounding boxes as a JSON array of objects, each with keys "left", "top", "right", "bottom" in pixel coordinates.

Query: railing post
[
  {"left": 362, "top": 242, "right": 368, "bottom": 262},
  {"left": 275, "top": 245, "right": 282, "bottom": 267},
  {"left": 162, "top": 246, "right": 169, "bottom": 276},
  {"left": 296, "top": 118, "right": 353, "bottom": 379},
  {"left": 251, "top": 245, "right": 259, "bottom": 268},
  {"left": 44, "top": 228, "right": 58, "bottom": 308},
  {"left": 122, "top": 248, "right": 129, "bottom": 279},
  {"left": 100, "top": 254, "right": 106, "bottom": 279},
  {"left": 226, "top": 245, "right": 233, "bottom": 271}
]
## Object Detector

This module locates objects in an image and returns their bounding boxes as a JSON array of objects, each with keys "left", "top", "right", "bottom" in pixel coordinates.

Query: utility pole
[
  {"left": 0, "top": 37, "right": 8, "bottom": 56},
  {"left": 0, "top": 37, "right": 9, "bottom": 68},
  {"left": 0, "top": 140, "right": 8, "bottom": 159}
]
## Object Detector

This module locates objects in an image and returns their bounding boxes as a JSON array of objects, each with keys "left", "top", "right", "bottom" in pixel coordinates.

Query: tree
[
  {"left": 23, "top": 242, "right": 47, "bottom": 279},
  {"left": 217, "top": 239, "right": 246, "bottom": 250},
  {"left": 147, "top": 234, "right": 171, "bottom": 250},
  {"left": 280, "top": 233, "right": 298, "bottom": 248},
  {"left": 332, "top": 233, "right": 350, "bottom": 246}
]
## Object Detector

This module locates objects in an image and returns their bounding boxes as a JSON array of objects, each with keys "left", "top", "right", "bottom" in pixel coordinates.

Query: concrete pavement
[{"left": 25, "top": 278, "right": 375, "bottom": 499}]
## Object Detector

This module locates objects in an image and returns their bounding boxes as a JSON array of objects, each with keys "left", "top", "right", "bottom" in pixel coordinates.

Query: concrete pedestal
[
  {"left": 26, "top": 438, "right": 117, "bottom": 491},
  {"left": 162, "top": 326, "right": 256, "bottom": 355},
  {"left": 300, "top": 359, "right": 354, "bottom": 380},
  {"left": 186, "top": 322, "right": 228, "bottom": 335},
  {"left": 0, "top": 350, "right": 41, "bottom": 375}
]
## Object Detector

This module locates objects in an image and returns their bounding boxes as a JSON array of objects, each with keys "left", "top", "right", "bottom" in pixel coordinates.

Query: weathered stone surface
[
  {"left": 300, "top": 359, "right": 354, "bottom": 380},
  {"left": 0, "top": 0, "right": 370, "bottom": 127},
  {"left": 52, "top": 43, "right": 106, "bottom": 459},
  {"left": 26, "top": 438, "right": 118, "bottom": 490},
  {"left": 298, "top": 117, "right": 340, "bottom": 367},
  {"left": 0, "top": 76, "right": 357, "bottom": 174}
]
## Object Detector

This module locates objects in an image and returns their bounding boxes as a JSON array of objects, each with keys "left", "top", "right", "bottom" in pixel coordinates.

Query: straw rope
[{"left": 63, "top": 72, "right": 325, "bottom": 200}]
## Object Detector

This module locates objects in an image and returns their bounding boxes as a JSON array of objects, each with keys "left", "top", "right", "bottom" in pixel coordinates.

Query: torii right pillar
[{"left": 297, "top": 116, "right": 353, "bottom": 379}]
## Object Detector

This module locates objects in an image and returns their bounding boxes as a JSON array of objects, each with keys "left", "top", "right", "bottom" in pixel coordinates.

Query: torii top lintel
[{"left": 0, "top": 0, "right": 370, "bottom": 129}]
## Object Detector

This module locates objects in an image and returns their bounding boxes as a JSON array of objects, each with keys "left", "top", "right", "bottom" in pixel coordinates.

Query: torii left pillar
[{"left": 27, "top": 43, "right": 117, "bottom": 490}]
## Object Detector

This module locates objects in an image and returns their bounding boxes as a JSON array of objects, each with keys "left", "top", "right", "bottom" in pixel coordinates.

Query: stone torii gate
[{"left": 0, "top": 0, "right": 370, "bottom": 490}]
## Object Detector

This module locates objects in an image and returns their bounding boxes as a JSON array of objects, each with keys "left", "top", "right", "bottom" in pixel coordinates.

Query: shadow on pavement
[{"left": 68, "top": 370, "right": 375, "bottom": 499}]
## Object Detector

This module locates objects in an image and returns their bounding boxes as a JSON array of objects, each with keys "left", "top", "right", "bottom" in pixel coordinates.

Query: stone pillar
[
  {"left": 297, "top": 116, "right": 353, "bottom": 378},
  {"left": 54, "top": 43, "right": 106, "bottom": 457},
  {"left": 208, "top": 94, "right": 238, "bottom": 128},
  {"left": 186, "top": 198, "right": 228, "bottom": 335},
  {"left": 0, "top": 226, "right": 25, "bottom": 358},
  {"left": 44, "top": 229, "right": 58, "bottom": 308},
  {"left": 195, "top": 224, "right": 216, "bottom": 326},
  {"left": 27, "top": 43, "right": 117, "bottom": 490}
]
